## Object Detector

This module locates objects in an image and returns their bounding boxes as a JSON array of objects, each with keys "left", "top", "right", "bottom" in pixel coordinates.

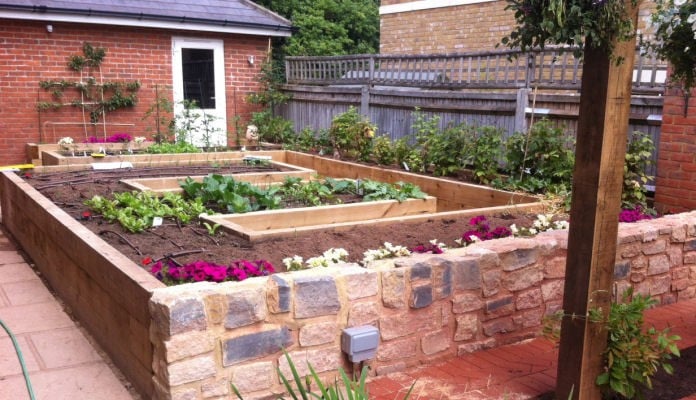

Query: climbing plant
[{"left": 37, "top": 42, "right": 140, "bottom": 135}]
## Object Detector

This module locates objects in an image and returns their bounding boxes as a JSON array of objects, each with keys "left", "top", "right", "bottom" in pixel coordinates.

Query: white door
[{"left": 172, "top": 37, "right": 227, "bottom": 147}]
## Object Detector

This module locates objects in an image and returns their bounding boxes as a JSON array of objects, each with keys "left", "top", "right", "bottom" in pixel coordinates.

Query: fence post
[
  {"left": 514, "top": 88, "right": 531, "bottom": 134},
  {"left": 361, "top": 85, "right": 370, "bottom": 118}
]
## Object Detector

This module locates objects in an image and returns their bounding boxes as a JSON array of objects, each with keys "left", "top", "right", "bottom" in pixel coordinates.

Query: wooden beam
[{"left": 555, "top": 3, "right": 639, "bottom": 399}]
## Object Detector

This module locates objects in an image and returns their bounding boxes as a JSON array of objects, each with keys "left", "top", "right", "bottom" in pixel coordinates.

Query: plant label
[{"left": 152, "top": 217, "right": 163, "bottom": 227}]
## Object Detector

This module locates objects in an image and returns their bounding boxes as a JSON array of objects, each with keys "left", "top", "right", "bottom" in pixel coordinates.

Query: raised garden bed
[{"left": 8, "top": 150, "right": 691, "bottom": 400}]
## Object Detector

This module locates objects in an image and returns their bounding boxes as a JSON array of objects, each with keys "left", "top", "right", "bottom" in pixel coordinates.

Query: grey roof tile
[{"left": 0, "top": 0, "right": 292, "bottom": 32}]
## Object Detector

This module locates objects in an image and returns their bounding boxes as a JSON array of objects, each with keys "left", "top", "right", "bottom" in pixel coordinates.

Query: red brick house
[
  {"left": 0, "top": 0, "right": 292, "bottom": 164},
  {"left": 379, "top": 0, "right": 656, "bottom": 54}
]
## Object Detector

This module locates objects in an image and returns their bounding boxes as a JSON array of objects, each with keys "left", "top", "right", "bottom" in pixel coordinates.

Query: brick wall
[
  {"left": 149, "top": 212, "right": 696, "bottom": 399},
  {"left": 0, "top": 19, "right": 268, "bottom": 165},
  {"left": 654, "top": 85, "right": 696, "bottom": 212},
  {"left": 379, "top": 0, "right": 657, "bottom": 55}
]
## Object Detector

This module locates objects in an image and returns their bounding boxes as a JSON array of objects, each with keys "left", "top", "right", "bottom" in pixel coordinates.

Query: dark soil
[{"left": 23, "top": 163, "right": 538, "bottom": 274}]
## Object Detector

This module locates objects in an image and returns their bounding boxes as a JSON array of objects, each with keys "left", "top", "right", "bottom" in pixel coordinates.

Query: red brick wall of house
[
  {"left": 0, "top": 19, "right": 269, "bottom": 164},
  {"left": 654, "top": 86, "right": 696, "bottom": 212},
  {"left": 379, "top": 0, "right": 657, "bottom": 55}
]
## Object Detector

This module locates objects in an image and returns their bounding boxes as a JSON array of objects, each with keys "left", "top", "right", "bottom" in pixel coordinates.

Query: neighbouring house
[
  {"left": 379, "top": 0, "right": 657, "bottom": 54},
  {"left": 0, "top": 0, "right": 292, "bottom": 164}
]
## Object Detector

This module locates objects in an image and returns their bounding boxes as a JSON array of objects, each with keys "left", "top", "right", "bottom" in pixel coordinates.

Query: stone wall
[{"left": 149, "top": 211, "right": 696, "bottom": 400}]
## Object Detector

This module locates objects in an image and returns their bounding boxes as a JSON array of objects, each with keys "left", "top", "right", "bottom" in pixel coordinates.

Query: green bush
[
  {"left": 623, "top": 131, "right": 655, "bottom": 209},
  {"left": 594, "top": 289, "right": 680, "bottom": 399},
  {"left": 250, "top": 110, "right": 295, "bottom": 144},
  {"left": 329, "top": 107, "right": 375, "bottom": 161},
  {"left": 471, "top": 126, "right": 504, "bottom": 184},
  {"left": 372, "top": 135, "right": 396, "bottom": 165},
  {"left": 504, "top": 119, "right": 575, "bottom": 193}
]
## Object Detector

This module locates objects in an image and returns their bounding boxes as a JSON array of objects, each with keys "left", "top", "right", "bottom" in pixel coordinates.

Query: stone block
[
  {"left": 516, "top": 289, "right": 542, "bottom": 310},
  {"left": 437, "top": 261, "right": 453, "bottom": 298},
  {"left": 482, "top": 318, "right": 515, "bottom": 336},
  {"left": 668, "top": 247, "right": 683, "bottom": 267},
  {"left": 502, "top": 266, "right": 543, "bottom": 291},
  {"left": 451, "top": 257, "right": 481, "bottom": 290},
  {"left": 153, "top": 297, "right": 207, "bottom": 337},
  {"left": 642, "top": 239, "right": 667, "bottom": 255},
  {"left": 223, "top": 327, "right": 293, "bottom": 366},
  {"left": 632, "top": 256, "right": 648, "bottom": 270},
  {"left": 512, "top": 308, "right": 543, "bottom": 328},
  {"left": 614, "top": 281, "right": 632, "bottom": 301},
  {"left": 342, "top": 268, "right": 379, "bottom": 300},
  {"left": 382, "top": 269, "right": 406, "bottom": 309},
  {"left": 299, "top": 321, "right": 337, "bottom": 347},
  {"left": 684, "top": 252, "right": 696, "bottom": 264},
  {"left": 613, "top": 261, "right": 631, "bottom": 280},
  {"left": 380, "top": 309, "right": 438, "bottom": 340},
  {"left": 170, "top": 387, "right": 198, "bottom": 400},
  {"left": 202, "top": 379, "right": 230, "bottom": 398},
  {"left": 268, "top": 275, "right": 291, "bottom": 314},
  {"left": 541, "top": 280, "right": 564, "bottom": 303},
  {"left": 642, "top": 229, "right": 658, "bottom": 243},
  {"left": 672, "top": 266, "right": 689, "bottom": 280},
  {"left": 457, "top": 338, "right": 496, "bottom": 355},
  {"left": 422, "top": 330, "right": 450, "bottom": 355},
  {"left": 454, "top": 314, "right": 478, "bottom": 341},
  {"left": 231, "top": 362, "right": 275, "bottom": 393},
  {"left": 631, "top": 272, "right": 646, "bottom": 283},
  {"left": 377, "top": 337, "right": 417, "bottom": 361},
  {"left": 278, "top": 348, "right": 342, "bottom": 378},
  {"left": 671, "top": 225, "right": 687, "bottom": 242},
  {"left": 294, "top": 275, "right": 340, "bottom": 318},
  {"left": 348, "top": 301, "right": 380, "bottom": 327},
  {"left": 375, "top": 362, "right": 406, "bottom": 375},
  {"left": 225, "top": 286, "right": 267, "bottom": 329},
  {"left": 620, "top": 243, "right": 642, "bottom": 258},
  {"left": 543, "top": 257, "right": 566, "bottom": 279},
  {"left": 164, "top": 330, "right": 215, "bottom": 363},
  {"left": 651, "top": 275, "right": 671, "bottom": 295},
  {"left": 685, "top": 239, "right": 696, "bottom": 252},
  {"left": 481, "top": 269, "right": 500, "bottom": 297},
  {"left": 485, "top": 295, "right": 514, "bottom": 317},
  {"left": 204, "top": 293, "right": 226, "bottom": 325},
  {"left": 647, "top": 254, "right": 670, "bottom": 276},
  {"left": 499, "top": 247, "right": 538, "bottom": 272},
  {"left": 410, "top": 284, "right": 433, "bottom": 309},
  {"left": 672, "top": 278, "right": 690, "bottom": 292},
  {"left": 167, "top": 354, "right": 216, "bottom": 386},
  {"left": 409, "top": 261, "right": 432, "bottom": 281},
  {"left": 452, "top": 292, "right": 484, "bottom": 314}
]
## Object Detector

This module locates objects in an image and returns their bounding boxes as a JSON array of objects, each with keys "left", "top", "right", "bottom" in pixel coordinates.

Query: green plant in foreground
[
  {"left": 623, "top": 131, "right": 655, "bottom": 210},
  {"left": 231, "top": 351, "right": 414, "bottom": 400},
  {"left": 544, "top": 289, "right": 680, "bottom": 399}
]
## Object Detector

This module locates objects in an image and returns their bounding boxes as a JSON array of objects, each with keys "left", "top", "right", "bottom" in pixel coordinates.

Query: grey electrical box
[{"left": 341, "top": 325, "right": 379, "bottom": 362}]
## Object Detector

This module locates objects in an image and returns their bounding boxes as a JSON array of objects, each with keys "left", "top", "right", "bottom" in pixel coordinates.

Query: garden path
[{"left": 0, "top": 225, "right": 137, "bottom": 400}]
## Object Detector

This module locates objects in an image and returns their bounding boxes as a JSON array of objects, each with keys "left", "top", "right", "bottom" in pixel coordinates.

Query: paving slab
[{"left": 0, "top": 228, "right": 136, "bottom": 400}]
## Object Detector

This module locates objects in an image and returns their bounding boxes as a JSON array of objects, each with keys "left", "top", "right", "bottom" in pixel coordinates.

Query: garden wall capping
[{"left": 148, "top": 212, "right": 696, "bottom": 400}]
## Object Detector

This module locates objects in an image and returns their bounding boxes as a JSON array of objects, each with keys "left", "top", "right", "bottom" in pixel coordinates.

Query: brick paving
[
  {"left": 0, "top": 228, "right": 135, "bottom": 400},
  {"left": 367, "top": 298, "right": 696, "bottom": 400}
]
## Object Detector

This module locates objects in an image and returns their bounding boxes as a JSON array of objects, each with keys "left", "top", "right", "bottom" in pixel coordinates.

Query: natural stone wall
[{"left": 149, "top": 212, "right": 696, "bottom": 400}]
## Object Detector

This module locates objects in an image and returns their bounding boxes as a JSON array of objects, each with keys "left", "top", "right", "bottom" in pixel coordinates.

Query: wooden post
[
  {"left": 514, "top": 88, "right": 530, "bottom": 134},
  {"left": 555, "top": 3, "right": 638, "bottom": 399}
]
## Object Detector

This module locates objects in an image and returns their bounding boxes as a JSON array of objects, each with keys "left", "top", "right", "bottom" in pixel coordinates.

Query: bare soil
[{"left": 23, "top": 163, "right": 538, "bottom": 275}]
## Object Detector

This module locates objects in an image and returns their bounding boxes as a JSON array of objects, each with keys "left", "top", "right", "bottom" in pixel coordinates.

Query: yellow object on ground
[{"left": 0, "top": 164, "right": 34, "bottom": 171}]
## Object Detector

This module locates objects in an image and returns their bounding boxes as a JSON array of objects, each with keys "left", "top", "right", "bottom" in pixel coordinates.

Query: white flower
[
  {"left": 674, "top": 0, "right": 685, "bottom": 6},
  {"left": 134, "top": 136, "right": 147, "bottom": 144},
  {"left": 283, "top": 255, "right": 304, "bottom": 271},
  {"left": 58, "top": 136, "right": 74, "bottom": 146},
  {"left": 306, "top": 256, "right": 328, "bottom": 268},
  {"left": 510, "top": 224, "right": 519, "bottom": 236},
  {"left": 322, "top": 248, "right": 348, "bottom": 264},
  {"left": 468, "top": 235, "right": 481, "bottom": 243},
  {"left": 454, "top": 238, "right": 464, "bottom": 247},
  {"left": 688, "top": 13, "right": 696, "bottom": 24},
  {"left": 529, "top": 228, "right": 538, "bottom": 235}
]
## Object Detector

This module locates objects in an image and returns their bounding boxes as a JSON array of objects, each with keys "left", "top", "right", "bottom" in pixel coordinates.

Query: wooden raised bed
[
  {"left": 0, "top": 150, "right": 544, "bottom": 399},
  {"left": 203, "top": 196, "right": 438, "bottom": 241}
]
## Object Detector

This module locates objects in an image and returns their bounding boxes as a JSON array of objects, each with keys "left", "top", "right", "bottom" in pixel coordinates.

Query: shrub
[
  {"left": 471, "top": 125, "right": 504, "bottom": 184},
  {"left": 623, "top": 131, "right": 655, "bottom": 209},
  {"left": 329, "top": 106, "right": 375, "bottom": 161},
  {"left": 504, "top": 119, "right": 575, "bottom": 193},
  {"left": 372, "top": 135, "right": 396, "bottom": 165}
]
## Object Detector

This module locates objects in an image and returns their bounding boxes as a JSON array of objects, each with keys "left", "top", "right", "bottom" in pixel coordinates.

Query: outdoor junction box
[{"left": 341, "top": 325, "right": 379, "bottom": 362}]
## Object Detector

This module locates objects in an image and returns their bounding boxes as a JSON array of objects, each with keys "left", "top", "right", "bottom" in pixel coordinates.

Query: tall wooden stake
[{"left": 555, "top": 3, "right": 639, "bottom": 399}]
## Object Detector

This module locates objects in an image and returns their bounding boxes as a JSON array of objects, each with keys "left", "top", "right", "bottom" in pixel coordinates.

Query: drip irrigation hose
[{"left": 0, "top": 318, "right": 36, "bottom": 400}]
